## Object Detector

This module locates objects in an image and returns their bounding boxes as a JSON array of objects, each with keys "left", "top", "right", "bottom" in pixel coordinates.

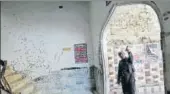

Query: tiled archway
[{"left": 101, "top": 3, "right": 165, "bottom": 94}]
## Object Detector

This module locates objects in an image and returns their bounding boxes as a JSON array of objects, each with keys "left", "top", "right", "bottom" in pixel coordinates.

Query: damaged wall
[
  {"left": 1, "top": 1, "right": 93, "bottom": 94},
  {"left": 106, "top": 4, "right": 164, "bottom": 94},
  {"left": 90, "top": 1, "right": 170, "bottom": 94},
  {"left": 90, "top": 2, "right": 114, "bottom": 94},
  {"left": 2, "top": 1, "right": 170, "bottom": 94}
]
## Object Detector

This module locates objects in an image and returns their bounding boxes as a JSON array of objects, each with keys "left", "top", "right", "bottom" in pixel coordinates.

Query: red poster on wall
[{"left": 74, "top": 43, "right": 88, "bottom": 63}]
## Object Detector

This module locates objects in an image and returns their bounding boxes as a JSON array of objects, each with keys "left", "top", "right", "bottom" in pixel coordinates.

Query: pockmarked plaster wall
[
  {"left": 105, "top": 4, "right": 164, "bottom": 94},
  {"left": 1, "top": 1, "right": 93, "bottom": 94},
  {"left": 90, "top": 1, "right": 114, "bottom": 94}
]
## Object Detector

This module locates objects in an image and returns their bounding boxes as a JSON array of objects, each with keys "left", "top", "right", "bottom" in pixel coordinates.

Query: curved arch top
[{"left": 99, "top": 1, "right": 165, "bottom": 94}]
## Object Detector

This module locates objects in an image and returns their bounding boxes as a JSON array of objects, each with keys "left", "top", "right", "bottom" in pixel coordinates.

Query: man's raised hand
[{"left": 125, "top": 46, "right": 130, "bottom": 52}]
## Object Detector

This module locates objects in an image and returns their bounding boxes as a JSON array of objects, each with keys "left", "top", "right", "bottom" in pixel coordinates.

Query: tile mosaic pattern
[{"left": 108, "top": 43, "right": 165, "bottom": 93}]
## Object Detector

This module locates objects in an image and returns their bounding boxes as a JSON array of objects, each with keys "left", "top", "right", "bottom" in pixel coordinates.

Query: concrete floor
[{"left": 110, "top": 85, "right": 165, "bottom": 94}]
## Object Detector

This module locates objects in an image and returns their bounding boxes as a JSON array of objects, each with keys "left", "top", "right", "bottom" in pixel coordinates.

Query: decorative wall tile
[
  {"left": 145, "top": 63, "right": 150, "bottom": 69},
  {"left": 108, "top": 57, "right": 113, "bottom": 60},
  {"left": 160, "top": 70, "right": 163, "bottom": 75},
  {"left": 106, "top": 4, "right": 164, "bottom": 93},
  {"left": 108, "top": 43, "right": 164, "bottom": 92},
  {"left": 145, "top": 71, "right": 151, "bottom": 76},
  {"left": 109, "top": 64, "right": 113, "bottom": 67},
  {"left": 109, "top": 72, "right": 114, "bottom": 75}
]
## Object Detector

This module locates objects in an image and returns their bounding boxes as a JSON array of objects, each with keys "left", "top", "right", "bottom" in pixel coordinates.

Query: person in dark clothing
[
  {"left": 0, "top": 59, "right": 7, "bottom": 88},
  {"left": 0, "top": 60, "right": 6, "bottom": 79},
  {"left": 117, "top": 46, "right": 135, "bottom": 94}
]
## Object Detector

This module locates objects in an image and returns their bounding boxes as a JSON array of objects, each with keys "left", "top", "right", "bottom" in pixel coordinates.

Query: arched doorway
[{"left": 101, "top": 2, "right": 165, "bottom": 94}]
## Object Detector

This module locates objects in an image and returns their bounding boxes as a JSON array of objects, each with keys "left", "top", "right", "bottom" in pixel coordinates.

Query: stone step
[
  {"left": 10, "top": 78, "right": 30, "bottom": 93},
  {"left": 14, "top": 83, "right": 34, "bottom": 94},
  {"left": 6, "top": 66, "right": 12, "bottom": 70},
  {"left": 3, "top": 65, "right": 38, "bottom": 94},
  {"left": 31, "top": 89, "right": 41, "bottom": 94},
  {"left": 4, "top": 67, "right": 15, "bottom": 77},
  {"left": 5, "top": 73, "right": 23, "bottom": 84}
]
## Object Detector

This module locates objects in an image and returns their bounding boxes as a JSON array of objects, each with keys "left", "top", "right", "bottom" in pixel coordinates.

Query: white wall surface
[
  {"left": 90, "top": 1, "right": 113, "bottom": 69},
  {"left": 1, "top": 2, "right": 94, "bottom": 94},
  {"left": 2, "top": 1, "right": 170, "bottom": 94},
  {"left": 90, "top": 1, "right": 114, "bottom": 94},
  {"left": 1, "top": 1, "right": 93, "bottom": 80}
]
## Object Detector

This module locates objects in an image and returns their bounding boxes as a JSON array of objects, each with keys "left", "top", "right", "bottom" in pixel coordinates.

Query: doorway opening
[{"left": 101, "top": 3, "right": 165, "bottom": 94}]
